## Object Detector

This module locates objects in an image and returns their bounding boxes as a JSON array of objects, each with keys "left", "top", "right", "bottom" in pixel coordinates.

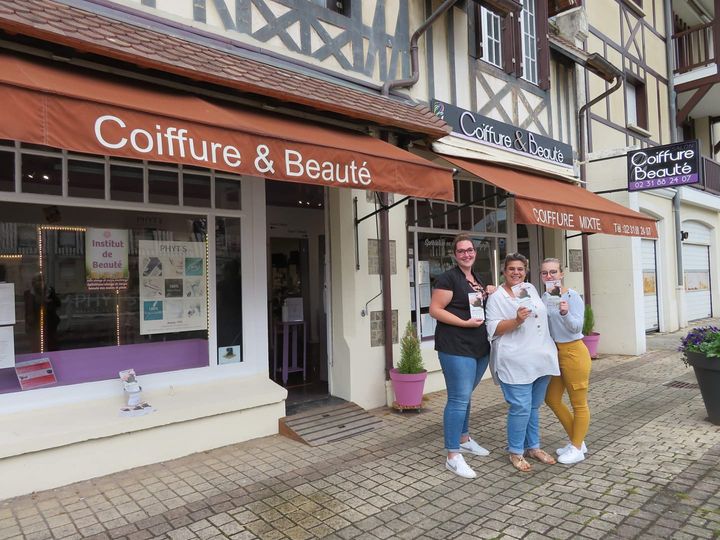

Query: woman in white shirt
[{"left": 485, "top": 253, "right": 560, "bottom": 472}]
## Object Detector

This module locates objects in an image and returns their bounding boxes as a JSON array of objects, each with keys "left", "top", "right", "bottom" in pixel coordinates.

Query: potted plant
[
  {"left": 679, "top": 326, "right": 720, "bottom": 425},
  {"left": 581, "top": 304, "right": 601, "bottom": 358},
  {"left": 389, "top": 321, "right": 427, "bottom": 409}
]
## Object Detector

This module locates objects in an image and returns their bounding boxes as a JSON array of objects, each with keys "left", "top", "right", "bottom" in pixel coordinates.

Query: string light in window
[{"left": 0, "top": 254, "right": 22, "bottom": 260}]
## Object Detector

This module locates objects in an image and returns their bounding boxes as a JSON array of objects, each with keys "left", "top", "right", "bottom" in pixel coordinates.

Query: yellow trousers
[{"left": 545, "top": 339, "right": 591, "bottom": 448}]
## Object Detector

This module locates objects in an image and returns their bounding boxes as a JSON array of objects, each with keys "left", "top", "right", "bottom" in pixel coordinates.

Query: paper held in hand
[
  {"left": 544, "top": 280, "right": 562, "bottom": 305},
  {"left": 468, "top": 292, "right": 484, "bottom": 320},
  {"left": 511, "top": 283, "right": 534, "bottom": 310}
]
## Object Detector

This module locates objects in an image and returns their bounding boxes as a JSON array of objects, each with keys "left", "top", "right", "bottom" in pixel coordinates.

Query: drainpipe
[
  {"left": 382, "top": 0, "right": 460, "bottom": 96},
  {"left": 666, "top": 0, "right": 686, "bottom": 327},
  {"left": 578, "top": 73, "right": 623, "bottom": 306}
]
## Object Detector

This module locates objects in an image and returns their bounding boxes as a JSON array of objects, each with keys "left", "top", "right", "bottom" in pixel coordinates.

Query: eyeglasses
[
  {"left": 540, "top": 269, "right": 560, "bottom": 276},
  {"left": 455, "top": 248, "right": 476, "bottom": 256}
]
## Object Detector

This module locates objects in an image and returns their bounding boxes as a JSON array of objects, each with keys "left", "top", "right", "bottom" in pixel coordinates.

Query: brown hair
[
  {"left": 452, "top": 233, "right": 474, "bottom": 252},
  {"left": 503, "top": 252, "right": 528, "bottom": 270}
]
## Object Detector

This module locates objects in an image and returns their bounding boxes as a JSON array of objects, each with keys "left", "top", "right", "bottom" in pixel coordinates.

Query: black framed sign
[{"left": 627, "top": 140, "right": 701, "bottom": 192}]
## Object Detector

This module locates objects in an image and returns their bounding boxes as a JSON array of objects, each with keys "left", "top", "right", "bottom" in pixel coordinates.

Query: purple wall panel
[{"left": 0, "top": 339, "right": 209, "bottom": 394}]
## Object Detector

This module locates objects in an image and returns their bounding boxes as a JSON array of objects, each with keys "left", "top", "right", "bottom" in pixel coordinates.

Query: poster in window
[
  {"left": 85, "top": 228, "right": 129, "bottom": 290},
  {"left": 139, "top": 240, "right": 207, "bottom": 335},
  {"left": 643, "top": 272, "right": 657, "bottom": 295},
  {"left": 685, "top": 271, "right": 710, "bottom": 292},
  {"left": 0, "top": 326, "right": 14, "bottom": 369}
]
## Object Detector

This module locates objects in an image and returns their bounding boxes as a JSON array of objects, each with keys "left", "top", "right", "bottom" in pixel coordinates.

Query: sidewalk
[{"left": 1, "top": 326, "right": 719, "bottom": 540}]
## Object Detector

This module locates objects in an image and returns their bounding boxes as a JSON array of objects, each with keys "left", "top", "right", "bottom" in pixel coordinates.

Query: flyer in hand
[
  {"left": 468, "top": 292, "right": 485, "bottom": 320},
  {"left": 544, "top": 280, "right": 562, "bottom": 305},
  {"left": 511, "top": 283, "right": 534, "bottom": 310}
]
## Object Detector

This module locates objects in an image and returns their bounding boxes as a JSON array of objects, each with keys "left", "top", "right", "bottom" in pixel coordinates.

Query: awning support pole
[
  {"left": 353, "top": 196, "right": 360, "bottom": 270},
  {"left": 356, "top": 196, "right": 411, "bottom": 225},
  {"left": 592, "top": 188, "right": 629, "bottom": 194}
]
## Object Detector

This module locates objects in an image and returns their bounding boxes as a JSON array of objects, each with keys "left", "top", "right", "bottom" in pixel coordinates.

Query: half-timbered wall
[
  {"left": 586, "top": 0, "right": 671, "bottom": 154},
  {"left": 107, "top": 0, "right": 410, "bottom": 83}
]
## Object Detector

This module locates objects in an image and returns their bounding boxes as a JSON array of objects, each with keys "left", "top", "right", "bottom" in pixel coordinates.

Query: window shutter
[
  {"left": 548, "top": 0, "right": 582, "bottom": 17},
  {"left": 536, "top": 0, "right": 550, "bottom": 89},
  {"left": 469, "top": 2, "right": 483, "bottom": 59}
]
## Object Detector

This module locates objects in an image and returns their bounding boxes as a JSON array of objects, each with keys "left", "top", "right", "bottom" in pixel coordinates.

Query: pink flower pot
[
  {"left": 389, "top": 368, "right": 427, "bottom": 408},
  {"left": 581, "top": 332, "right": 601, "bottom": 358}
]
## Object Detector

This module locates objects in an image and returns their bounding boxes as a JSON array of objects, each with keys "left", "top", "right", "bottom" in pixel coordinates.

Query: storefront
[{"left": 0, "top": 49, "right": 453, "bottom": 498}]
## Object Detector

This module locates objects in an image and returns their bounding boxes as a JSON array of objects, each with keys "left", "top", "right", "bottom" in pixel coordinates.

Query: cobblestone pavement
[{"left": 2, "top": 329, "right": 720, "bottom": 540}]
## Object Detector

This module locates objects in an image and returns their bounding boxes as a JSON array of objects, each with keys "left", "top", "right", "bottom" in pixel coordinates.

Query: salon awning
[
  {"left": 445, "top": 156, "right": 658, "bottom": 238},
  {"left": 0, "top": 51, "right": 454, "bottom": 201}
]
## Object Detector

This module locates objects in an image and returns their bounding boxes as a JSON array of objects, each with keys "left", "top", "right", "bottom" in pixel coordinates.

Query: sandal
[
  {"left": 509, "top": 454, "right": 533, "bottom": 472},
  {"left": 525, "top": 448, "right": 557, "bottom": 465}
]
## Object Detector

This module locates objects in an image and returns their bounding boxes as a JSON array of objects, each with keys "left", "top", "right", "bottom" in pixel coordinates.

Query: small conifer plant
[
  {"left": 396, "top": 321, "right": 425, "bottom": 374},
  {"left": 582, "top": 304, "right": 595, "bottom": 336}
]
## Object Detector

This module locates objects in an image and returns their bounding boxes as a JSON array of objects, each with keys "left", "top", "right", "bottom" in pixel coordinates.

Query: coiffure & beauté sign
[
  {"left": 432, "top": 100, "right": 574, "bottom": 169},
  {"left": 627, "top": 140, "right": 701, "bottom": 191}
]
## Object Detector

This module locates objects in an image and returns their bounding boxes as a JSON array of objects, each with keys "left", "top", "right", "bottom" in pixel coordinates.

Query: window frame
[{"left": 625, "top": 73, "right": 648, "bottom": 131}]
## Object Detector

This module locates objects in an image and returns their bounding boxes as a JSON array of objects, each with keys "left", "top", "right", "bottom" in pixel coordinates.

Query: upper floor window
[
  {"left": 481, "top": 7, "right": 503, "bottom": 68},
  {"left": 469, "top": 0, "right": 549, "bottom": 89},
  {"left": 312, "top": 0, "right": 351, "bottom": 16},
  {"left": 520, "top": 0, "right": 538, "bottom": 84},
  {"left": 626, "top": 75, "right": 648, "bottom": 131}
]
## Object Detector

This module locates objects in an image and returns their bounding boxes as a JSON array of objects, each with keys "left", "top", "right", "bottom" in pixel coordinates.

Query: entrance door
[
  {"left": 641, "top": 239, "right": 659, "bottom": 332},
  {"left": 266, "top": 180, "right": 329, "bottom": 404},
  {"left": 683, "top": 243, "right": 712, "bottom": 320}
]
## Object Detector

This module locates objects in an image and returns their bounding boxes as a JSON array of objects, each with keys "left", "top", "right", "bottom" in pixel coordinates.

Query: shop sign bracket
[
  {"left": 592, "top": 188, "right": 629, "bottom": 195},
  {"left": 354, "top": 194, "right": 411, "bottom": 270}
]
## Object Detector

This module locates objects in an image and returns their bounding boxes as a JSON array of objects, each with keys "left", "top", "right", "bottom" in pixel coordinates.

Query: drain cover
[{"left": 664, "top": 380, "right": 699, "bottom": 389}]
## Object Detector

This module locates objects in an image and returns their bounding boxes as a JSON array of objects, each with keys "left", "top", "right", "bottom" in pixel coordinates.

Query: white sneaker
[
  {"left": 445, "top": 454, "right": 477, "bottom": 479},
  {"left": 556, "top": 441, "right": 587, "bottom": 455},
  {"left": 557, "top": 445, "right": 585, "bottom": 465},
  {"left": 459, "top": 437, "right": 490, "bottom": 457}
]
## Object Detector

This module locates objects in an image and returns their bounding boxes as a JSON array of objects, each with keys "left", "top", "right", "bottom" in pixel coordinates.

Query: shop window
[
  {"left": 407, "top": 178, "right": 508, "bottom": 339},
  {"left": 215, "top": 177, "right": 242, "bottom": 210},
  {"left": 21, "top": 153, "right": 62, "bottom": 196},
  {"left": 111, "top": 164, "right": 144, "bottom": 202},
  {"left": 148, "top": 168, "right": 179, "bottom": 205},
  {"left": 183, "top": 172, "right": 212, "bottom": 208},
  {"left": 216, "top": 217, "right": 242, "bottom": 364},
  {"left": 0, "top": 149, "right": 13, "bottom": 192},
  {"left": 0, "top": 203, "right": 213, "bottom": 395},
  {"left": 68, "top": 160, "right": 105, "bottom": 199}
]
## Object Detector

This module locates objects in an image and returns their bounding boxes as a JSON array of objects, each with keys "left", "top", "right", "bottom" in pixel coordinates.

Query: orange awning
[
  {"left": 0, "top": 51, "right": 454, "bottom": 201},
  {"left": 445, "top": 156, "right": 658, "bottom": 238}
]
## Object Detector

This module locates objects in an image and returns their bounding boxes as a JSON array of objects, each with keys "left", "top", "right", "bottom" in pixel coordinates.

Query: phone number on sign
[
  {"left": 629, "top": 174, "right": 697, "bottom": 190},
  {"left": 612, "top": 223, "right": 654, "bottom": 236}
]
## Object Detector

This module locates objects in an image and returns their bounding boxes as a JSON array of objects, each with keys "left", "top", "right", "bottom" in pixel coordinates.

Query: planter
[
  {"left": 581, "top": 332, "right": 601, "bottom": 359},
  {"left": 389, "top": 368, "right": 427, "bottom": 408},
  {"left": 686, "top": 351, "right": 720, "bottom": 425}
]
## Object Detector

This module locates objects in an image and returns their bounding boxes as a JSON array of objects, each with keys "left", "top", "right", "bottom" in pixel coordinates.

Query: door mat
[{"left": 279, "top": 402, "right": 383, "bottom": 446}]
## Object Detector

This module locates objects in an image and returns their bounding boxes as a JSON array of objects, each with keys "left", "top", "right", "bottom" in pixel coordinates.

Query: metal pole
[{"left": 578, "top": 76, "right": 623, "bottom": 306}]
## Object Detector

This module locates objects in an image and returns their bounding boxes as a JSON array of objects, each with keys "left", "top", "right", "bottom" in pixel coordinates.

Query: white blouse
[{"left": 485, "top": 283, "right": 560, "bottom": 385}]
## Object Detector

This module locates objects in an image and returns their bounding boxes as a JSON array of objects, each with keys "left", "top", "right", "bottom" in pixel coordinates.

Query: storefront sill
[{"left": 0, "top": 374, "right": 287, "bottom": 460}]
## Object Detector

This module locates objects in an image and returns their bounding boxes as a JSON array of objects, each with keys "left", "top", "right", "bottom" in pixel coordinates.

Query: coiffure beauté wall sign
[
  {"left": 432, "top": 100, "right": 574, "bottom": 169},
  {"left": 627, "top": 140, "right": 701, "bottom": 192}
]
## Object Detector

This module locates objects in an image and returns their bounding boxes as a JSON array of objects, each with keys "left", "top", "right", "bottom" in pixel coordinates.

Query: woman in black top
[{"left": 429, "top": 234, "right": 493, "bottom": 479}]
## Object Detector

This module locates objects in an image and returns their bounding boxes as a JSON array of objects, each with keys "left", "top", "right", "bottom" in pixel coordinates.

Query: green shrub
[
  {"left": 582, "top": 304, "right": 595, "bottom": 336},
  {"left": 397, "top": 321, "right": 425, "bottom": 374}
]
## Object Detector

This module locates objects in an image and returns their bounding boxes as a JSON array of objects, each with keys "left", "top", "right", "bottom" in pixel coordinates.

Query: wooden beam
[{"left": 677, "top": 84, "right": 713, "bottom": 125}]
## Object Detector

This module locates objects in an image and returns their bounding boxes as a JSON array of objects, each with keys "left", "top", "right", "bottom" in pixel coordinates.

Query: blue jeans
[
  {"left": 499, "top": 375, "right": 551, "bottom": 455},
  {"left": 438, "top": 352, "right": 489, "bottom": 451}
]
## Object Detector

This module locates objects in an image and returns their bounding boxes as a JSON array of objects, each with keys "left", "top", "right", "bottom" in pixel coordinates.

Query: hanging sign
[
  {"left": 627, "top": 140, "right": 701, "bottom": 191},
  {"left": 138, "top": 240, "right": 207, "bottom": 335},
  {"left": 85, "top": 228, "right": 129, "bottom": 290}
]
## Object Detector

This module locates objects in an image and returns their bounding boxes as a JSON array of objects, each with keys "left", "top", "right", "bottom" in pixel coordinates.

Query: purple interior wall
[{"left": 0, "top": 339, "right": 209, "bottom": 394}]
